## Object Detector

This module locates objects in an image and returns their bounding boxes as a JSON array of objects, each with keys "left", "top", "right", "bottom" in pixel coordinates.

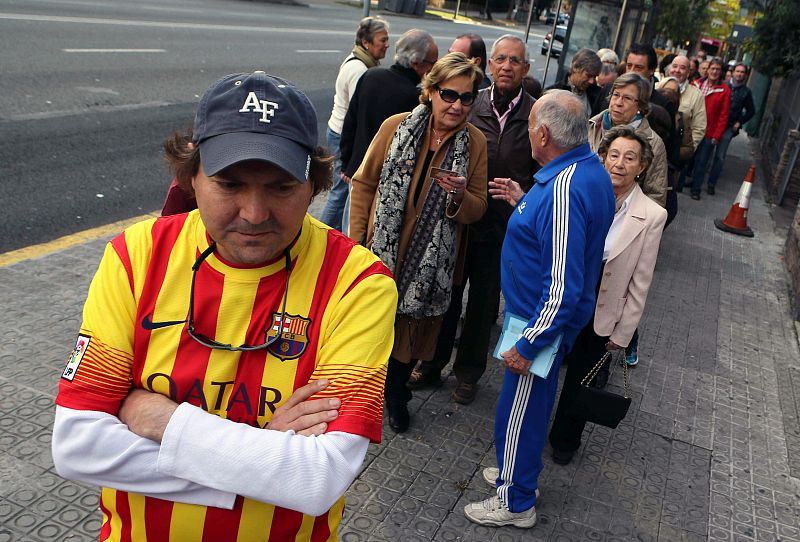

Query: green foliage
[
  {"left": 750, "top": 0, "right": 800, "bottom": 78},
  {"left": 655, "top": 0, "right": 712, "bottom": 46}
]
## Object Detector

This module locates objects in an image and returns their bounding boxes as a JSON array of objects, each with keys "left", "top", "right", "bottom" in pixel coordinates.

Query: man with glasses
[
  {"left": 409, "top": 35, "right": 537, "bottom": 405},
  {"left": 339, "top": 28, "right": 439, "bottom": 228},
  {"left": 52, "top": 71, "right": 397, "bottom": 540}
]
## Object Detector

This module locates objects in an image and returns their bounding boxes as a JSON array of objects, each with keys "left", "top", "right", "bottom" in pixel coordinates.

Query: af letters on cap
[{"left": 239, "top": 91, "right": 280, "bottom": 124}]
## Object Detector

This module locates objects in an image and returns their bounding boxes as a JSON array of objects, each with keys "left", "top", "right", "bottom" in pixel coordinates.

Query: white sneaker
[
  {"left": 482, "top": 467, "right": 499, "bottom": 486},
  {"left": 464, "top": 496, "right": 536, "bottom": 528},
  {"left": 481, "top": 468, "right": 541, "bottom": 501}
]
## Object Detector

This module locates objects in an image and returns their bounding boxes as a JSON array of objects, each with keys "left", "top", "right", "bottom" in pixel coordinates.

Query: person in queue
[
  {"left": 464, "top": 90, "right": 613, "bottom": 528},
  {"left": 348, "top": 52, "right": 488, "bottom": 433},
  {"left": 489, "top": 126, "right": 667, "bottom": 464},
  {"left": 51, "top": 71, "right": 398, "bottom": 540},
  {"left": 548, "top": 126, "right": 667, "bottom": 463},
  {"left": 409, "top": 35, "right": 537, "bottom": 405},
  {"left": 589, "top": 72, "right": 668, "bottom": 209},
  {"left": 320, "top": 16, "right": 390, "bottom": 232}
]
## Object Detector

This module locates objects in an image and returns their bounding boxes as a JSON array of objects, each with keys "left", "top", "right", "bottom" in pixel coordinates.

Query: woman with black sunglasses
[{"left": 349, "top": 52, "right": 488, "bottom": 432}]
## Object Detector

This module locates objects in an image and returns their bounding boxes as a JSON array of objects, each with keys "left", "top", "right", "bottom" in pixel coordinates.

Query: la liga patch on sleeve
[{"left": 62, "top": 334, "right": 91, "bottom": 381}]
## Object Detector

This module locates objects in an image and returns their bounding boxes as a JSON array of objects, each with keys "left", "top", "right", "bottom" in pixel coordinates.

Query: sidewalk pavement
[{"left": 1, "top": 133, "right": 799, "bottom": 541}]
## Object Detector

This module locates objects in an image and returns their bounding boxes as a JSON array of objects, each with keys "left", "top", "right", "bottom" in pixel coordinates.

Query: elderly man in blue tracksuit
[{"left": 465, "top": 90, "right": 615, "bottom": 528}]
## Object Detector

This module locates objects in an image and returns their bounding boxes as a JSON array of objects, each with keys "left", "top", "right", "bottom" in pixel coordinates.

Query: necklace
[{"left": 432, "top": 127, "right": 444, "bottom": 146}]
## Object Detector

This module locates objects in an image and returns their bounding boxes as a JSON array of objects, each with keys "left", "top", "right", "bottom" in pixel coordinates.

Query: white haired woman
[
  {"left": 349, "top": 53, "right": 488, "bottom": 432},
  {"left": 320, "top": 16, "right": 390, "bottom": 232},
  {"left": 588, "top": 72, "right": 668, "bottom": 208}
]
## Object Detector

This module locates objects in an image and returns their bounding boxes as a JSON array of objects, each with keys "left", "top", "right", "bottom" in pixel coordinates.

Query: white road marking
[
  {"left": 6, "top": 101, "right": 172, "bottom": 121},
  {"left": 62, "top": 48, "right": 165, "bottom": 53},
  {"left": 0, "top": 12, "right": 354, "bottom": 36}
]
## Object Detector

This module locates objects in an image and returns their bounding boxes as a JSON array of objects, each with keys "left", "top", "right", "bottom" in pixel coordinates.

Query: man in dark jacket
[
  {"left": 545, "top": 48, "right": 602, "bottom": 117},
  {"left": 408, "top": 34, "right": 537, "bottom": 404},
  {"left": 339, "top": 29, "right": 438, "bottom": 183},
  {"left": 706, "top": 63, "right": 755, "bottom": 189}
]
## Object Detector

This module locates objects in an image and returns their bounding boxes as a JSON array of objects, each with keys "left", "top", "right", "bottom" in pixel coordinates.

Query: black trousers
[
  {"left": 548, "top": 316, "right": 609, "bottom": 452},
  {"left": 423, "top": 239, "right": 502, "bottom": 385}
]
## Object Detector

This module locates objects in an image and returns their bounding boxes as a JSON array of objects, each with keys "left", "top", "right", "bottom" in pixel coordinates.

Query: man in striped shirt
[
  {"left": 465, "top": 90, "right": 614, "bottom": 528},
  {"left": 52, "top": 72, "right": 397, "bottom": 541}
]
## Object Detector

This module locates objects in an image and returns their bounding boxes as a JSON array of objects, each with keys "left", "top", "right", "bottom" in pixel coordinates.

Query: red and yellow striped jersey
[{"left": 56, "top": 211, "right": 397, "bottom": 541}]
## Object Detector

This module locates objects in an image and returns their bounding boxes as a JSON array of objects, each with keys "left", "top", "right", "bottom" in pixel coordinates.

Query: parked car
[
  {"left": 544, "top": 10, "right": 568, "bottom": 26},
  {"left": 541, "top": 25, "right": 566, "bottom": 57}
]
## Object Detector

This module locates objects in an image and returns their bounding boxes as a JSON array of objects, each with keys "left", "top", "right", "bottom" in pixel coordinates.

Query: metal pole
[
  {"left": 363, "top": 0, "right": 370, "bottom": 17},
  {"left": 524, "top": 0, "right": 535, "bottom": 43},
  {"left": 612, "top": 0, "right": 629, "bottom": 52},
  {"left": 541, "top": 0, "right": 563, "bottom": 88},
  {"left": 454, "top": 0, "right": 461, "bottom": 19}
]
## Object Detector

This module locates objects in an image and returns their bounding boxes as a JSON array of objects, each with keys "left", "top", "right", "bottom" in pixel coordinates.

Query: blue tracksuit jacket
[{"left": 501, "top": 143, "right": 615, "bottom": 360}]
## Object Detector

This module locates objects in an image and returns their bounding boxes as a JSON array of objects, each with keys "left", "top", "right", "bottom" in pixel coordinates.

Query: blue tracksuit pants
[{"left": 494, "top": 351, "right": 564, "bottom": 512}]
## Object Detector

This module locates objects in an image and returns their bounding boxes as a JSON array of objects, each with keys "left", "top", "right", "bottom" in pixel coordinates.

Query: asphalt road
[{"left": 0, "top": 0, "right": 556, "bottom": 253}]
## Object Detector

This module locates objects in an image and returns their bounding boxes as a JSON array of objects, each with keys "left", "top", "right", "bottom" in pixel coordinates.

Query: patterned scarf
[{"left": 371, "top": 104, "right": 470, "bottom": 319}]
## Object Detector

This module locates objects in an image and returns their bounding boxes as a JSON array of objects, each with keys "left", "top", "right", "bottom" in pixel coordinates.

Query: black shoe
[
  {"left": 691, "top": 193, "right": 701, "bottom": 200},
  {"left": 407, "top": 368, "right": 442, "bottom": 390},
  {"left": 387, "top": 403, "right": 410, "bottom": 433},
  {"left": 552, "top": 448, "right": 575, "bottom": 465},
  {"left": 707, "top": 186, "right": 715, "bottom": 195},
  {"left": 675, "top": 186, "right": 683, "bottom": 193}
]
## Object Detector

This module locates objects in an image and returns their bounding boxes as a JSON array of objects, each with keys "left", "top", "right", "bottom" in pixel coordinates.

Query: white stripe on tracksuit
[{"left": 497, "top": 162, "right": 574, "bottom": 507}]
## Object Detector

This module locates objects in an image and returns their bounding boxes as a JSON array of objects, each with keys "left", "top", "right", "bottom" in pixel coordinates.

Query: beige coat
[
  {"left": 349, "top": 112, "right": 488, "bottom": 362},
  {"left": 588, "top": 114, "right": 668, "bottom": 208},
  {"left": 593, "top": 184, "right": 667, "bottom": 348},
  {"left": 656, "top": 81, "right": 707, "bottom": 150}
]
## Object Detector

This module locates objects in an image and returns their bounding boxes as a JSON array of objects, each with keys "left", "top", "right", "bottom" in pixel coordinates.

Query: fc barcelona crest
[{"left": 266, "top": 313, "right": 311, "bottom": 360}]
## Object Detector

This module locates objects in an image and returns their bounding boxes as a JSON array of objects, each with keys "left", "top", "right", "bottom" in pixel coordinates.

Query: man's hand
[
  {"left": 267, "top": 379, "right": 340, "bottom": 436},
  {"left": 119, "top": 388, "right": 179, "bottom": 443},
  {"left": 488, "top": 178, "right": 524, "bottom": 206},
  {"left": 341, "top": 173, "right": 351, "bottom": 184},
  {"left": 501, "top": 345, "right": 532, "bottom": 375}
]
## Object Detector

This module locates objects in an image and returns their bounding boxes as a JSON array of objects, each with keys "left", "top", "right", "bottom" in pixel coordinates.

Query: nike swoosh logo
[{"left": 141, "top": 314, "right": 185, "bottom": 330}]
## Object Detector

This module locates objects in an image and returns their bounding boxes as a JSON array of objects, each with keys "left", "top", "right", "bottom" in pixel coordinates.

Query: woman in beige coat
[
  {"left": 588, "top": 72, "right": 668, "bottom": 208},
  {"left": 548, "top": 126, "right": 667, "bottom": 465},
  {"left": 348, "top": 53, "right": 488, "bottom": 432}
]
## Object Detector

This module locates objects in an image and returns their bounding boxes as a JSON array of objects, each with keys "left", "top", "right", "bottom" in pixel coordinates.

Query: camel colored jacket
[
  {"left": 588, "top": 114, "right": 668, "bottom": 208},
  {"left": 678, "top": 83, "right": 707, "bottom": 150},
  {"left": 593, "top": 184, "right": 667, "bottom": 348}
]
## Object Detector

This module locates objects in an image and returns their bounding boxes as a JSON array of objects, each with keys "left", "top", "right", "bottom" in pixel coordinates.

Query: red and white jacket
[{"left": 693, "top": 77, "right": 731, "bottom": 141}]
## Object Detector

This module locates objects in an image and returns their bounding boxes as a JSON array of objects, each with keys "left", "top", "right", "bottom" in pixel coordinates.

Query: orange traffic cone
[{"left": 714, "top": 165, "right": 755, "bottom": 238}]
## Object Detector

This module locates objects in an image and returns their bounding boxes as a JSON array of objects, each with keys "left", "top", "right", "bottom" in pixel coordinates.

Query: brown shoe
[
  {"left": 407, "top": 368, "right": 442, "bottom": 390},
  {"left": 452, "top": 381, "right": 477, "bottom": 404}
]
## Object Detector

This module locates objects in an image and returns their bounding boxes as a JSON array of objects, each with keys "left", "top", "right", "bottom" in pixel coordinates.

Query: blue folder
[{"left": 493, "top": 312, "right": 563, "bottom": 378}]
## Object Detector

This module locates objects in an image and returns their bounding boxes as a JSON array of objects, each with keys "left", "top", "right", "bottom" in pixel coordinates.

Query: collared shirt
[
  {"left": 603, "top": 188, "right": 635, "bottom": 261},
  {"left": 491, "top": 85, "right": 523, "bottom": 132}
]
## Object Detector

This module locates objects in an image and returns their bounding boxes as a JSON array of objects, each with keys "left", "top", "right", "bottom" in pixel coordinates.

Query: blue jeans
[
  {"left": 707, "top": 128, "right": 735, "bottom": 189},
  {"left": 320, "top": 127, "right": 349, "bottom": 232},
  {"left": 690, "top": 138, "right": 716, "bottom": 196}
]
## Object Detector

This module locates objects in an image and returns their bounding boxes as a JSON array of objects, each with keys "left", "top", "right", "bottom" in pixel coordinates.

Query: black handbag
[{"left": 566, "top": 352, "right": 631, "bottom": 429}]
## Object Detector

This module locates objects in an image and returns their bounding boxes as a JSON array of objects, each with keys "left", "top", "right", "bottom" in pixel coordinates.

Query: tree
[
  {"left": 654, "top": 0, "right": 711, "bottom": 46},
  {"left": 749, "top": 0, "right": 800, "bottom": 78}
]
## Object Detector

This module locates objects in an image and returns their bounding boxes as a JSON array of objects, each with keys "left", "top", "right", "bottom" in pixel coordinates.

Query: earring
[{"left": 635, "top": 174, "right": 641, "bottom": 180}]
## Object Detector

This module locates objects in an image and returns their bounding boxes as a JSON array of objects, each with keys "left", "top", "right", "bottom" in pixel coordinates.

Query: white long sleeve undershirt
[{"left": 52, "top": 404, "right": 368, "bottom": 516}]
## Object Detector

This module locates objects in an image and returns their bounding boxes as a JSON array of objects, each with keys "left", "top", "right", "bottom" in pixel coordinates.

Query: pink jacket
[{"left": 593, "top": 185, "right": 667, "bottom": 347}]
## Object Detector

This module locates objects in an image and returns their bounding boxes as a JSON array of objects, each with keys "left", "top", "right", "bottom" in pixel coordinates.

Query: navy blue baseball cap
[{"left": 192, "top": 71, "right": 318, "bottom": 182}]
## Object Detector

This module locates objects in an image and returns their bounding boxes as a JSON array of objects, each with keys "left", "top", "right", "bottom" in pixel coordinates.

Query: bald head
[
  {"left": 669, "top": 55, "right": 691, "bottom": 84},
  {"left": 529, "top": 90, "right": 588, "bottom": 164}
]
